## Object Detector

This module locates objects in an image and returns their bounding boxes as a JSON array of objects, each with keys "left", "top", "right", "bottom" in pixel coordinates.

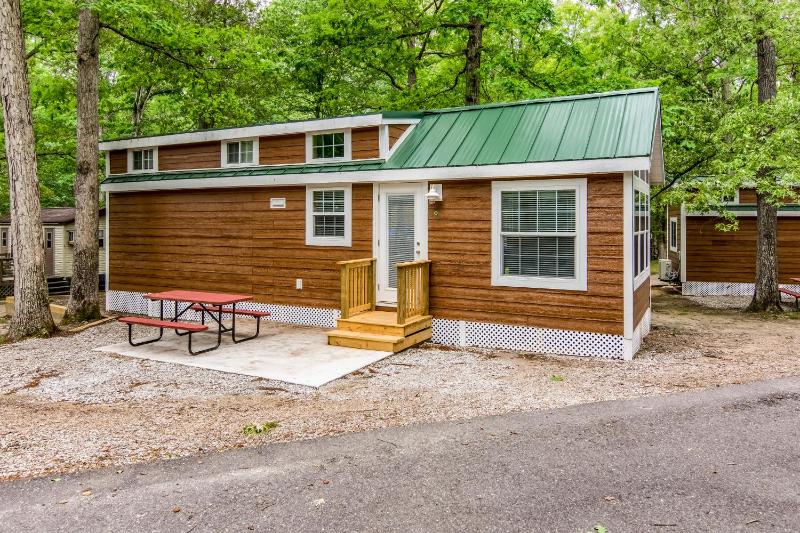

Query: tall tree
[
  {"left": 748, "top": 34, "right": 781, "bottom": 311},
  {"left": 0, "top": 0, "right": 56, "bottom": 339},
  {"left": 63, "top": 4, "right": 101, "bottom": 324}
]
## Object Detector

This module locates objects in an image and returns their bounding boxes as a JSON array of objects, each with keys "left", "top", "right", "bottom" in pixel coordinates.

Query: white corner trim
[
  {"left": 305, "top": 184, "right": 352, "bottom": 247},
  {"left": 105, "top": 191, "right": 110, "bottom": 290},
  {"left": 680, "top": 203, "right": 687, "bottom": 283},
  {"left": 221, "top": 137, "right": 259, "bottom": 168},
  {"left": 490, "top": 178, "right": 588, "bottom": 292},
  {"left": 102, "top": 157, "right": 651, "bottom": 193},
  {"left": 127, "top": 147, "right": 158, "bottom": 173},
  {"left": 623, "top": 171, "right": 634, "bottom": 341},
  {"left": 305, "top": 129, "right": 352, "bottom": 164},
  {"left": 378, "top": 125, "right": 390, "bottom": 160}
]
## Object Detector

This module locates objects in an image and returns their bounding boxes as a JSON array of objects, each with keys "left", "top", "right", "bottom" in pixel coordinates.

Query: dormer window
[
  {"left": 223, "top": 139, "right": 257, "bottom": 167},
  {"left": 307, "top": 130, "right": 351, "bottom": 162},
  {"left": 128, "top": 148, "right": 156, "bottom": 173}
]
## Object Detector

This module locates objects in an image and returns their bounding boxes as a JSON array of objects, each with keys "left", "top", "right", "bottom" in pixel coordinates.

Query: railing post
[
  {"left": 340, "top": 262, "right": 350, "bottom": 319},
  {"left": 368, "top": 259, "right": 376, "bottom": 312}
]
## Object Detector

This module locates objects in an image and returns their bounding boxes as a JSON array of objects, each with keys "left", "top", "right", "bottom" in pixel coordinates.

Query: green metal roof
[
  {"left": 384, "top": 87, "right": 658, "bottom": 169},
  {"left": 103, "top": 88, "right": 659, "bottom": 185}
]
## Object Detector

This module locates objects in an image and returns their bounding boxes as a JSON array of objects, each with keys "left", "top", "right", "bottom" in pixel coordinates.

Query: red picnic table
[{"left": 118, "top": 290, "right": 270, "bottom": 355}]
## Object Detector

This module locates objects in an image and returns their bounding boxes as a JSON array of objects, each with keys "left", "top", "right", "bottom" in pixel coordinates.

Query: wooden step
[
  {"left": 327, "top": 327, "right": 432, "bottom": 353},
  {"left": 336, "top": 311, "right": 431, "bottom": 337}
]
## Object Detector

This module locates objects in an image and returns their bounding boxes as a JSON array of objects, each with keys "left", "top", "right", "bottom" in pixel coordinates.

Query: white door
[{"left": 376, "top": 183, "right": 427, "bottom": 304}]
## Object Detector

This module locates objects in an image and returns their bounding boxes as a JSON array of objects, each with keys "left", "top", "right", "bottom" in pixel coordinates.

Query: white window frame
[
  {"left": 98, "top": 229, "right": 105, "bottom": 249},
  {"left": 1, "top": 229, "right": 7, "bottom": 248},
  {"left": 127, "top": 147, "right": 157, "bottom": 173},
  {"left": 305, "top": 184, "right": 352, "bottom": 247},
  {"left": 633, "top": 181, "right": 651, "bottom": 287},
  {"left": 221, "top": 138, "right": 259, "bottom": 168},
  {"left": 306, "top": 129, "right": 352, "bottom": 163},
  {"left": 491, "top": 178, "right": 588, "bottom": 291},
  {"left": 669, "top": 216, "right": 678, "bottom": 252}
]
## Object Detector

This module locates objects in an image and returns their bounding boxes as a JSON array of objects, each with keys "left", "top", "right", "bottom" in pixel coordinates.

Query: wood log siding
[
  {"left": 633, "top": 278, "right": 650, "bottom": 328},
  {"left": 351, "top": 127, "right": 380, "bottom": 159},
  {"left": 259, "top": 133, "right": 305, "bottom": 165},
  {"left": 427, "top": 175, "right": 625, "bottom": 336},
  {"left": 108, "top": 185, "right": 373, "bottom": 307},
  {"left": 159, "top": 141, "right": 220, "bottom": 170},
  {"left": 685, "top": 216, "right": 800, "bottom": 283},
  {"left": 388, "top": 125, "right": 409, "bottom": 148},
  {"left": 109, "top": 150, "right": 127, "bottom": 174}
]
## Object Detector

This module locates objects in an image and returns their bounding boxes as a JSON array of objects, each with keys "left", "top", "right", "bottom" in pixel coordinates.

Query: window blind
[
  {"left": 500, "top": 189, "right": 576, "bottom": 279},
  {"left": 386, "top": 193, "right": 415, "bottom": 288},
  {"left": 312, "top": 189, "right": 345, "bottom": 237}
]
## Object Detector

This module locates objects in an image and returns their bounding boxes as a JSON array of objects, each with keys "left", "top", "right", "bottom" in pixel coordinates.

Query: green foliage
[
  {"left": 2, "top": 0, "right": 798, "bottom": 219},
  {"left": 242, "top": 421, "right": 279, "bottom": 435}
]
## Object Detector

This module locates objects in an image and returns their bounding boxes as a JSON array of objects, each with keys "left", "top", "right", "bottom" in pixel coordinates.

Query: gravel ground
[{"left": 2, "top": 286, "right": 800, "bottom": 481}]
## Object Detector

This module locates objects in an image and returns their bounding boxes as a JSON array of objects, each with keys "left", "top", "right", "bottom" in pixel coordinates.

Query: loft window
[
  {"left": 669, "top": 217, "right": 678, "bottom": 252},
  {"left": 312, "top": 132, "right": 345, "bottom": 160},
  {"left": 224, "top": 139, "right": 256, "bottom": 166},
  {"left": 305, "top": 185, "right": 352, "bottom": 247},
  {"left": 130, "top": 148, "right": 155, "bottom": 172},
  {"left": 491, "top": 179, "right": 587, "bottom": 291},
  {"left": 633, "top": 186, "right": 651, "bottom": 284}
]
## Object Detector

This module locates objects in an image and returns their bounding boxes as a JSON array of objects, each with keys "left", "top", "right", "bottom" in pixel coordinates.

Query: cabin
[
  {"left": 665, "top": 188, "right": 800, "bottom": 296},
  {"left": 0, "top": 208, "right": 107, "bottom": 292},
  {"left": 99, "top": 88, "right": 664, "bottom": 360}
]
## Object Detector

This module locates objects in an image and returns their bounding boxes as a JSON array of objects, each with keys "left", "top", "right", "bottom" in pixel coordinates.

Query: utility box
[{"left": 658, "top": 259, "right": 673, "bottom": 281}]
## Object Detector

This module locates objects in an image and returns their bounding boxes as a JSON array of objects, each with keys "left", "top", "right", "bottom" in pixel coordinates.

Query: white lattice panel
[
  {"left": 431, "top": 318, "right": 625, "bottom": 359},
  {"left": 106, "top": 291, "right": 340, "bottom": 328},
  {"left": 683, "top": 281, "right": 800, "bottom": 301}
]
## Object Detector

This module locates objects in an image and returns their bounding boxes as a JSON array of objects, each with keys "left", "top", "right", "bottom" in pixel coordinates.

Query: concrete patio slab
[{"left": 95, "top": 322, "right": 392, "bottom": 387}]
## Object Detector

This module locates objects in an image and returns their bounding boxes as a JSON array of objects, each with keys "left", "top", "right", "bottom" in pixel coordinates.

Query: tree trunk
[
  {"left": 748, "top": 35, "right": 781, "bottom": 312},
  {"left": 0, "top": 0, "right": 57, "bottom": 339},
  {"left": 464, "top": 16, "right": 483, "bottom": 106},
  {"left": 63, "top": 6, "right": 101, "bottom": 325},
  {"left": 407, "top": 37, "right": 417, "bottom": 90}
]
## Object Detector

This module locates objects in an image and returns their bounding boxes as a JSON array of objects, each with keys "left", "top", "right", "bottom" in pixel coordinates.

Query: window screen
[
  {"left": 500, "top": 189, "right": 576, "bottom": 279},
  {"left": 633, "top": 189, "right": 651, "bottom": 279}
]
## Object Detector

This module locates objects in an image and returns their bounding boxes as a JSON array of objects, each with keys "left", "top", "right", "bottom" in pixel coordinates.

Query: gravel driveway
[{"left": 2, "top": 286, "right": 800, "bottom": 480}]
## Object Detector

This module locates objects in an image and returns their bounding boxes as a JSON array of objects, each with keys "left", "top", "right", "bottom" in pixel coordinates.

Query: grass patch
[
  {"left": 550, "top": 374, "right": 565, "bottom": 382},
  {"left": 242, "top": 421, "right": 279, "bottom": 435}
]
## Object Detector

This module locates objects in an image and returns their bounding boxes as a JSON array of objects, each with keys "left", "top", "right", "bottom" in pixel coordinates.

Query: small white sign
[{"left": 270, "top": 197, "right": 286, "bottom": 209}]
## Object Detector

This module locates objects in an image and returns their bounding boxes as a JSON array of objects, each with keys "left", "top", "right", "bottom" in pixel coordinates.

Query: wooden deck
[{"left": 327, "top": 311, "right": 432, "bottom": 352}]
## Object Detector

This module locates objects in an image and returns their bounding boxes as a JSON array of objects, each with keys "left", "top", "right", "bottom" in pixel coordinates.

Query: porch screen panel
[
  {"left": 501, "top": 189, "right": 576, "bottom": 278},
  {"left": 386, "top": 193, "right": 415, "bottom": 288}
]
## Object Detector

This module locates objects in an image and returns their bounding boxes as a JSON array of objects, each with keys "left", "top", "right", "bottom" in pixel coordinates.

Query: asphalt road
[{"left": 2, "top": 378, "right": 799, "bottom": 533}]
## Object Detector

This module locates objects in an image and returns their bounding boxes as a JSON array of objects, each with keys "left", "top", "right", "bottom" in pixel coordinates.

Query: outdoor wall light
[{"left": 426, "top": 183, "right": 443, "bottom": 204}]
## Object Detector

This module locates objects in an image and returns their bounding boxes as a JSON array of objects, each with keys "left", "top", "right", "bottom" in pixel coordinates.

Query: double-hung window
[
  {"left": 1, "top": 229, "right": 7, "bottom": 248},
  {"left": 633, "top": 186, "right": 651, "bottom": 284},
  {"left": 492, "top": 179, "right": 587, "bottom": 291},
  {"left": 98, "top": 229, "right": 105, "bottom": 249},
  {"left": 223, "top": 139, "right": 256, "bottom": 166},
  {"left": 129, "top": 148, "right": 156, "bottom": 172},
  {"left": 305, "top": 185, "right": 352, "bottom": 247}
]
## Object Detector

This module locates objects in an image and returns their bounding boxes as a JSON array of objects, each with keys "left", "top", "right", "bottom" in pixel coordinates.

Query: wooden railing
[
  {"left": 338, "top": 257, "right": 376, "bottom": 319},
  {"left": 396, "top": 260, "right": 430, "bottom": 324}
]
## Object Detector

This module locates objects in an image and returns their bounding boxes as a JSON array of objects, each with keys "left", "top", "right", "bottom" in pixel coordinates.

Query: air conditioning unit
[{"left": 658, "top": 258, "right": 673, "bottom": 281}]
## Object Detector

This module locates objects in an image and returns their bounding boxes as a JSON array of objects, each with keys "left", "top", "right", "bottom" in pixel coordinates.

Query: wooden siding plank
[{"left": 158, "top": 141, "right": 220, "bottom": 170}]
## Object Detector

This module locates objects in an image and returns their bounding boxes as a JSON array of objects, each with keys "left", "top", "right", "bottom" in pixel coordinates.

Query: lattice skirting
[
  {"left": 430, "top": 318, "right": 630, "bottom": 359},
  {"left": 683, "top": 281, "right": 800, "bottom": 301},
  {"left": 107, "top": 290, "right": 648, "bottom": 360},
  {"left": 106, "top": 290, "right": 341, "bottom": 328}
]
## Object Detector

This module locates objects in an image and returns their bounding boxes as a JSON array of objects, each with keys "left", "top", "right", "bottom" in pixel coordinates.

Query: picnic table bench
[
  {"left": 782, "top": 279, "right": 800, "bottom": 310},
  {"left": 117, "top": 290, "right": 264, "bottom": 355}
]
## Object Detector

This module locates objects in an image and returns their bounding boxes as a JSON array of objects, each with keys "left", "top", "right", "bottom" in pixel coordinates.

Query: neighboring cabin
[
  {"left": 100, "top": 88, "right": 664, "bottom": 360},
  {"left": 665, "top": 190, "right": 800, "bottom": 296},
  {"left": 0, "top": 207, "right": 107, "bottom": 283}
]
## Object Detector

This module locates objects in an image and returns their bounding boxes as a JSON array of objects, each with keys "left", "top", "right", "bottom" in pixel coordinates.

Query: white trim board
[
  {"left": 99, "top": 115, "right": 421, "bottom": 151},
  {"left": 102, "top": 156, "right": 652, "bottom": 192}
]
